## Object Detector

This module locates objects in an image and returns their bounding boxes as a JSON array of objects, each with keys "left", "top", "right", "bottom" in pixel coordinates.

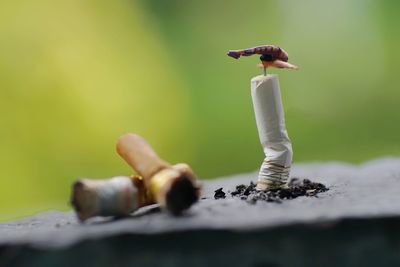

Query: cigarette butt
[
  {"left": 116, "top": 133, "right": 200, "bottom": 215},
  {"left": 251, "top": 75, "right": 293, "bottom": 190},
  {"left": 71, "top": 175, "right": 152, "bottom": 222}
]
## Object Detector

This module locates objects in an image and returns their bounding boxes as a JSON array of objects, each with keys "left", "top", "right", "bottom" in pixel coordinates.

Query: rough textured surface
[{"left": 2, "top": 157, "right": 400, "bottom": 266}]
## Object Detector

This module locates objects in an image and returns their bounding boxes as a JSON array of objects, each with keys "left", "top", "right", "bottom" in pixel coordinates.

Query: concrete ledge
[
  {"left": 1, "top": 157, "right": 400, "bottom": 266},
  {"left": 2, "top": 217, "right": 400, "bottom": 267}
]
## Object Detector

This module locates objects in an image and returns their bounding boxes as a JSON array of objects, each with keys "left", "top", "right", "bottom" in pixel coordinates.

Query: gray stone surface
[
  {"left": 1, "top": 157, "right": 400, "bottom": 250},
  {"left": 2, "top": 158, "right": 400, "bottom": 267}
]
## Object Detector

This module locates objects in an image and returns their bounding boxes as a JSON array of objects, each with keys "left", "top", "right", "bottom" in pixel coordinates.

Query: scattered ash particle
[
  {"left": 214, "top": 188, "right": 226, "bottom": 199},
  {"left": 231, "top": 185, "right": 246, "bottom": 196},
  {"left": 221, "top": 178, "right": 328, "bottom": 204}
]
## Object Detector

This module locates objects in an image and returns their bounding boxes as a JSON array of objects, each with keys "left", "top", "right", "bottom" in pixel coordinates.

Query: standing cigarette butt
[{"left": 251, "top": 74, "right": 293, "bottom": 190}]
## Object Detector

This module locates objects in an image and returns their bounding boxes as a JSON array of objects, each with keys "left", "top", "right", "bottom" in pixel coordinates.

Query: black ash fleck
[{"left": 214, "top": 188, "right": 226, "bottom": 199}]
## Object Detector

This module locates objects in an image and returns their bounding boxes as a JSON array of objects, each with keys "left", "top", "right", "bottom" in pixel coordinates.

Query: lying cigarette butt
[
  {"left": 71, "top": 175, "right": 153, "bottom": 222},
  {"left": 116, "top": 133, "right": 201, "bottom": 215}
]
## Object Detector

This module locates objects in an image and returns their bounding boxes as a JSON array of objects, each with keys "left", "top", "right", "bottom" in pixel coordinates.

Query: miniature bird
[{"left": 227, "top": 45, "right": 298, "bottom": 75}]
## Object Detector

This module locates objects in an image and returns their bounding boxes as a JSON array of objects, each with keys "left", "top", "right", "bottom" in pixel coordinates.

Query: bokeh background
[{"left": 0, "top": 0, "right": 399, "bottom": 221}]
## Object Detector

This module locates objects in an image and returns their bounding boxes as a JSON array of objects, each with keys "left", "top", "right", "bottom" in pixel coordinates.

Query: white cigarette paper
[
  {"left": 251, "top": 74, "right": 293, "bottom": 190},
  {"left": 82, "top": 176, "right": 139, "bottom": 216}
]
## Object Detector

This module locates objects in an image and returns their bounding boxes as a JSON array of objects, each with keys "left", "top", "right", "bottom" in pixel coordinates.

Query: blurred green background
[{"left": 0, "top": 0, "right": 399, "bottom": 221}]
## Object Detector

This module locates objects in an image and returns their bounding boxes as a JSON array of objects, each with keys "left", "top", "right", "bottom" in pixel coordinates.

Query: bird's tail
[{"left": 227, "top": 50, "right": 241, "bottom": 59}]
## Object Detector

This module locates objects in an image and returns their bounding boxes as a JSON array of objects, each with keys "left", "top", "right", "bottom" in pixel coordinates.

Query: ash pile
[{"left": 214, "top": 178, "right": 328, "bottom": 204}]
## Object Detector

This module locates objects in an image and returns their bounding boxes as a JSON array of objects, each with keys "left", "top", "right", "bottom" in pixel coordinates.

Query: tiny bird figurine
[{"left": 227, "top": 45, "right": 298, "bottom": 75}]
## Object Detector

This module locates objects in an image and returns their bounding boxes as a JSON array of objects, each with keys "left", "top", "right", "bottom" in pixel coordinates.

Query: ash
[{"left": 214, "top": 178, "right": 328, "bottom": 204}]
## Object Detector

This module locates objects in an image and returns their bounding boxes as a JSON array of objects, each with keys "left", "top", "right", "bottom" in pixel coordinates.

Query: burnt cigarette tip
[
  {"left": 70, "top": 179, "right": 96, "bottom": 222},
  {"left": 165, "top": 176, "right": 199, "bottom": 216},
  {"left": 70, "top": 180, "right": 84, "bottom": 212}
]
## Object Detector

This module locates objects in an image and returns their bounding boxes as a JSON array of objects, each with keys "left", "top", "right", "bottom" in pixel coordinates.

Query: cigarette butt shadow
[
  {"left": 85, "top": 205, "right": 162, "bottom": 225},
  {"left": 84, "top": 204, "right": 199, "bottom": 225},
  {"left": 132, "top": 205, "right": 196, "bottom": 218},
  {"left": 131, "top": 205, "right": 162, "bottom": 218}
]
